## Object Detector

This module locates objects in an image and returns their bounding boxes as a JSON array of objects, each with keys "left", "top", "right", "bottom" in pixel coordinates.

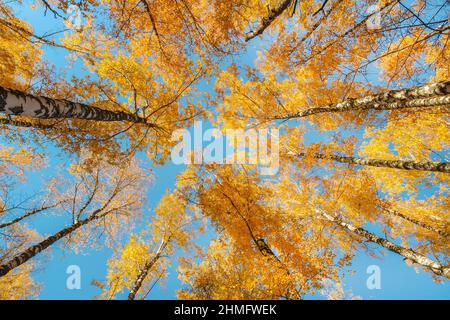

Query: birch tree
[
  {"left": 0, "top": 0, "right": 448, "bottom": 299},
  {"left": 101, "top": 193, "right": 195, "bottom": 300},
  {"left": 0, "top": 154, "right": 147, "bottom": 278}
]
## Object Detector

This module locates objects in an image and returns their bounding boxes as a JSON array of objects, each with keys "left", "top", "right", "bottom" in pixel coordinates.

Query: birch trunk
[
  {"left": 274, "top": 81, "right": 450, "bottom": 120},
  {"left": 0, "top": 117, "right": 56, "bottom": 130},
  {"left": 127, "top": 239, "right": 169, "bottom": 300},
  {"left": 0, "top": 86, "right": 152, "bottom": 124},
  {"left": 0, "top": 214, "right": 100, "bottom": 277},
  {"left": 295, "top": 152, "right": 450, "bottom": 173},
  {"left": 383, "top": 208, "right": 449, "bottom": 238},
  {"left": 245, "top": 0, "right": 293, "bottom": 41},
  {"left": 322, "top": 212, "right": 450, "bottom": 278}
]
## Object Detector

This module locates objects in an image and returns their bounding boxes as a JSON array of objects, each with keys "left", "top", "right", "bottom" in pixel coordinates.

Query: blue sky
[{"left": 2, "top": 1, "right": 448, "bottom": 300}]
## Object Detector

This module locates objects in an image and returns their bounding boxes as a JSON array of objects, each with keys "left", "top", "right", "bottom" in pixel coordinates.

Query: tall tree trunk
[
  {"left": 296, "top": 152, "right": 450, "bottom": 173},
  {"left": 273, "top": 81, "right": 450, "bottom": 120},
  {"left": 127, "top": 239, "right": 169, "bottom": 300},
  {"left": 322, "top": 212, "right": 450, "bottom": 278},
  {"left": 0, "top": 117, "right": 56, "bottom": 130},
  {"left": 0, "top": 86, "right": 154, "bottom": 125},
  {"left": 245, "top": 0, "right": 293, "bottom": 41},
  {"left": 0, "top": 214, "right": 100, "bottom": 277},
  {"left": 382, "top": 207, "right": 449, "bottom": 238}
]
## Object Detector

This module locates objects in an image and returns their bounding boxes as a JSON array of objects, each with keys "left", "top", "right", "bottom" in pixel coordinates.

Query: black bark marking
[
  {"left": 0, "top": 87, "right": 7, "bottom": 112},
  {"left": 8, "top": 105, "right": 24, "bottom": 115},
  {"left": 0, "top": 86, "right": 154, "bottom": 125},
  {"left": 297, "top": 153, "right": 450, "bottom": 173}
]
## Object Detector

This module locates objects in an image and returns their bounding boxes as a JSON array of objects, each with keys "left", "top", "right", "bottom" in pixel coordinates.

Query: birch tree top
[{"left": 0, "top": 0, "right": 448, "bottom": 299}]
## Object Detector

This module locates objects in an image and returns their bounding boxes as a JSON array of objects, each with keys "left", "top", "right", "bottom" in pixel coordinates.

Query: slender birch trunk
[
  {"left": 0, "top": 86, "right": 153, "bottom": 125},
  {"left": 382, "top": 207, "right": 449, "bottom": 238},
  {"left": 273, "top": 81, "right": 450, "bottom": 120},
  {"left": 0, "top": 214, "right": 100, "bottom": 277},
  {"left": 127, "top": 239, "right": 169, "bottom": 300},
  {"left": 295, "top": 152, "right": 450, "bottom": 173},
  {"left": 245, "top": 0, "right": 293, "bottom": 41},
  {"left": 322, "top": 212, "right": 450, "bottom": 278}
]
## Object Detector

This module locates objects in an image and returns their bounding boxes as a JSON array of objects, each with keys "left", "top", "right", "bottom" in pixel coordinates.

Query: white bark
[
  {"left": 322, "top": 212, "right": 450, "bottom": 279},
  {"left": 274, "top": 81, "right": 450, "bottom": 120},
  {"left": 0, "top": 86, "right": 152, "bottom": 124}
]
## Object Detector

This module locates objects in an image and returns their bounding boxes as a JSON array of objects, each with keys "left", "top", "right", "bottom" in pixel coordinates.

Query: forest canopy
[{"left": 0, "top": 0, "right": 448, "bottom": 300}]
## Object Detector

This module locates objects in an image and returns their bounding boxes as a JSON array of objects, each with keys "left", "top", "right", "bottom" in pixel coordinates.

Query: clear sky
[{"left": 4, "top": 1, "right": 449, "bottom": 300}]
